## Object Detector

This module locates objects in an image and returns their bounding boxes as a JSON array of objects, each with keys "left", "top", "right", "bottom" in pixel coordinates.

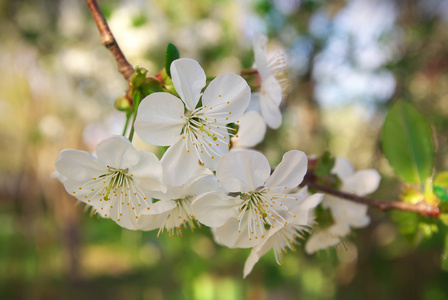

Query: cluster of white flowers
[{"left": 54, "top": 33, "right": 381, "bottom": 277}]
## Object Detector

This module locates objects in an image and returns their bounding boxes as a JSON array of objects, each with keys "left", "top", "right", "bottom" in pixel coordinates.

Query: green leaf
[
  {"left": 165, "top": 43, "right": 180, "bottom": 78},
  {"left": 434, "top": 186, "right": 448, "bottom": 202},
  {"left": 381, "top": 101, "right": 434, "bottom": 185}
]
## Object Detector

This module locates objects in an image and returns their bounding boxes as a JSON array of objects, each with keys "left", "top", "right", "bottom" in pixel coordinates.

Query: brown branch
[
  {"left": 303, "top": 176, "right": 441, "bottom": 218},
  {"left": 86, "top": 0, "right": 135, "bottom": 81}
]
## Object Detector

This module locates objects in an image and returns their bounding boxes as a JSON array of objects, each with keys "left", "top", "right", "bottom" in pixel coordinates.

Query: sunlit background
[{"left": 1, "top": 0, "right": 448, "bottom": 299}]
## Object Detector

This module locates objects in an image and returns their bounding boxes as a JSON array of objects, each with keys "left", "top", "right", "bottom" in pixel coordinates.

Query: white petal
[
  {"left": 243, "top": 250, "right": 261, "bottom": 278},
  {"left": 201, "top": 73, "right": 251, "bottom": 123},
  {"left": 192, "top": 192, "right": 240, "bottom": 227},
  {"left": 161, "top": 137, "right": 199, "bottom": 186},
  {"left": 262, "top": 75, "right": 282, "bottom": 107},
  {"left": 332, "top": 157, "right": 355, "bottom": 180},
  {"left": 325, "top": 196, "right": 370, "bottom": 228},
  {"left": 246, "top": 93, "right": 261, "bottom": 113},
  {"left": 291, "top": 193, "right": 323, "bottom": 226},
  {"left": 216, "top": 150, "right": 271, "bottom": 192},
  {"left": 134, "top": 93, "right": 185, "bottom": 146},
  {"left": 131, "top": 151, "right": 166, "bottom": 194},
  {"left": 212, "top": 217, "right": 261, "bottom": 248},
  {"left": 109, "top": 200, "right": 138, "bottom": 230},
  {"left": 170, "top": 58, "right": 206, "bottom": 110},
  {"left": 96, "top": 136, "right": 139, "bottom": 170},
  {"left": 145, "top": 200, "right": 177, "bottom": 215},
  {"left": 253, "top": 32, "right": 270, "bottom": 78},
  {"left": 265, "top": 150, "right": 308, "bottom": 190},
  {"left": 305, "top": 229, "right": 341, "bottom": 254},
  {"left": 183, "top": 174, "right": 219, "bottom": 196},
  {"left": 55, "top": 149, "right": 105, "bottom": 181},
  {"left": 329, "top": 222, "right": 351, "bottom": 236},
  {"left": 259, "top": 92, "right": 282, "bottom": 129},
  {"left": 60, "top": 177, "right": 92, "bottom": 202},
  {"left": 196, "top": 128, "right": 229, "bottom": 171},
  {"left": 232, "top": 111, "right": 266, "bottom": 149},
  {"left": 343, "top": 170, "right": 381, "bottom": 196}
]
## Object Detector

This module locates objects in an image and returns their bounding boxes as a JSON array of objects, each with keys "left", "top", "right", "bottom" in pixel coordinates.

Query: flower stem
[
  {"left": 122, "top": 112, "right": 131, "bottom": 137},
  {"left": 128, "top": 92, "right": 142, "bottom": 142},
  {"left": 85, "top": 0, "right": 135, "bottom": 80},
  {"left": 128, "top": 112, "right": 138, "bottom": 142}
]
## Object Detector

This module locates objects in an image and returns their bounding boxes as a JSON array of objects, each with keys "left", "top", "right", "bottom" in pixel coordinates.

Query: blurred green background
[{"left": 1, "top": 0, "right": 448, "bottom": 299}]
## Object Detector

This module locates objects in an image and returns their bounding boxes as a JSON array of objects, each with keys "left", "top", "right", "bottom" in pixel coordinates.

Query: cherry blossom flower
[
  {"left": 134, "top": 58, "right": 251, "bottom": 186},
  {"left": 54, "top": 136, "right": 165, "bottom": 230},
  {"left": 250, "top": 32, "right": 289, "bottom": 129},
  {"left": 138, "top": 173, "right": 226, "bottom": 237},
  {"left": 243, "top": 192, "right": 323, "bottom": 277},
  {"left": 305, "top": 157, "right": 381, "bottom": 253},
  {"left": 195, "top": 149, "right": 309, "bottom": 248}
]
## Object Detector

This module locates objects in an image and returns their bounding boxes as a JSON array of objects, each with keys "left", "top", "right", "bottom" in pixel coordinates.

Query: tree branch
[
  {"left": 303, "top": 175, "right": 441, "bottom": 218},
  {"left": 86, "top": 0, "right": 135, "bottom": 81}
]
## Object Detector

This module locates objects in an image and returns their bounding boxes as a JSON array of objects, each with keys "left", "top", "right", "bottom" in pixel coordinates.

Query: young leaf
[
  {"left": 165, "top": 43, "right": 180, "bottom": 78},
  {"left": 381, "top": 101, "right": 434, "bottom": 185},
  {"left": 434, "top": 186, "right": 448, "bottom": 202}
]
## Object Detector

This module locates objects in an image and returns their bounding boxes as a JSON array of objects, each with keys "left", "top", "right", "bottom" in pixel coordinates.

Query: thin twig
[
  {"left": 86, "top": 0, "right": 135, "bottom": 81},
  {"left": 303, "top": 176, "right": 441, "bottom": 218}
]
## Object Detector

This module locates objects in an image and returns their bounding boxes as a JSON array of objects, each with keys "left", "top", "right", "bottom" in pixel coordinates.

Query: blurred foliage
[{"left": 2, "top": 0, "right": 448, "bottom": 299}]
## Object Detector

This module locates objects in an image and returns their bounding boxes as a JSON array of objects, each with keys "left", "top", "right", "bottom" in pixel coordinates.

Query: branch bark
[
  {"left": 303, "top": 175, "right": 441, "bottom": 218},
  {"left": 86, "top": 0, "right": 135, "bottom": 81}
]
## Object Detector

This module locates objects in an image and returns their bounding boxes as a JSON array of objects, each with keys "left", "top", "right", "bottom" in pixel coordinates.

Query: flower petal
[
  {"left": 290, "top": 193, "right": 323, "bottom": 226},
  {"left": 201, "top": 73, "right": 251, "bottom": 123},
  {"left": 55, "top": 149, "right": 105, "bottom": 181},
  {"left": 305, "top": 228, "right": 342, "bottom": 254},
  {"left": 212, "top": 217, "right": 261, "bottom": 248},
  {"left": 161, "top": 136, "right": 200, "bottom": 186},
  {"left": 324, "top": 196, "right": 370, "bottom": 228},
  {"left": 259, "top": 90, "right": 282, "bottom": 129},
  {"left": 130, "top": 151, "right": 166, "bottom": 193},
  {"left": 95, "top": 136, "right": 139, "bottom": 170},
  {"left": 184, "top": 174, "right": 219, "bottom": 196},
  {"left": 134, "top": 93, "right": 185, "bottom": 146},
  {"left": 243, "top": 250, "right": 261, "bottom": 278},
  {"left": 262, "top": 75, "right": 282, "bottom": 107},
  {"left": 192, "top": 192, "right": 240, "bottom": 227},
  {"left": 253, "top": 32, "right": 270, "bottom": 78},
  {"left": 231, "top": 111, "right": 266, "bottom": 149},
  {"left": 146, "top": 200, "right": 177, "bottom": 215},
  {"left": 265, "top": 150, "right": 308, "bottom": 190},
  {"left": 332, "top": 157, "right": 355, "bottom": 180},
  {"left": 196, "top": 128, "right": 230, "bottom": 171},
  {"left": 216, "top": 150, "right": 271, "bottom": 193},
  {"left": 171, "top": 58, "right": 206, "bottom": 110},
  {"left": 343, "top": 170, "right": 381, "bottom": 196}
]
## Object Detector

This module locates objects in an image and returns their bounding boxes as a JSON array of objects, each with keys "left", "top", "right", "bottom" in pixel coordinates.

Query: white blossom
[
  {"left": 195, "top": 149, "right": 309, "bottom": 249},
  {"left": 250, "top": 32, "right": 289, "bottom": 129},
  {"left": 243, "top": 192, "right": 322, "bottom": 277},
  {"left": 138, "top": 173, "right": 225, "bottom": 237},
  {"left": 305, "top": 157, "right": 381, "bottom": 253},
  {"left": 135, "top": 58, "right": 251, "bottom": 186},
  {"left": 54, "top": 136, "right": 165, "bottom": 230}
]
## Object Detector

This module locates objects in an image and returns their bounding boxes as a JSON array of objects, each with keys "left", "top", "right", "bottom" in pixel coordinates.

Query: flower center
[
  {"left": 179, "top": 103, "right": 238, "bottom": 164},
  {"left": 267, "top": 52, "right": 289, "bottom": 95},
  {"left": 74, "top": 167, "right": 150, "bottom": 221},
  {"left": 156, "top": 195, "right": 200, "bottom": 238},
  {"left": 237, "top": 187, "right": 300, "bottom": 241}
]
